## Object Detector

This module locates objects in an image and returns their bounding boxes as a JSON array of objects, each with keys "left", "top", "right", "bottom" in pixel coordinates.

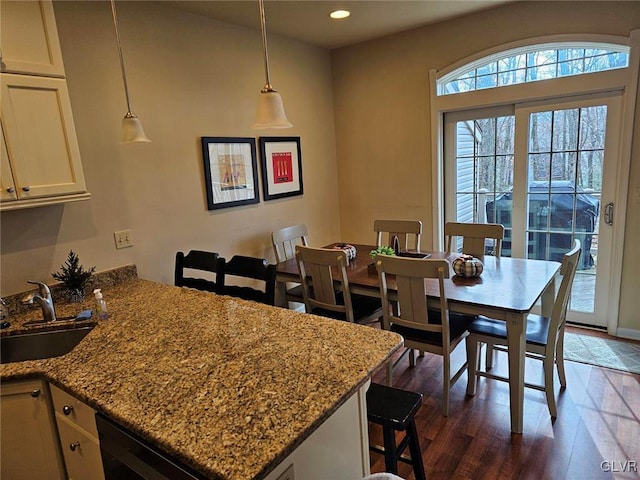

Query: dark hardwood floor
[{"left": 368, "top": 327, "right": 640, "bottom": 480}]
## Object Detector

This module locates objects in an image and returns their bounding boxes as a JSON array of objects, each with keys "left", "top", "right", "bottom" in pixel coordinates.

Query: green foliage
[
  {"left": 370, "top": 245, "right": 396, "bottom": 259},
  {"left": 51, "top": 250, "right": 95, "bottom": 292}
]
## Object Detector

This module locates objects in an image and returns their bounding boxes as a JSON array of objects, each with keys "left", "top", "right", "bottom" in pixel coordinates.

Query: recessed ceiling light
[{"left": 330, "top": 10, "right": 350, "bottom": 20}]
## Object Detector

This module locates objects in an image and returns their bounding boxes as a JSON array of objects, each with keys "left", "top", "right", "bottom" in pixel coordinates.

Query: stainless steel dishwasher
[{"left": 96, "top": 413, "right": 204, "bottom": 480}]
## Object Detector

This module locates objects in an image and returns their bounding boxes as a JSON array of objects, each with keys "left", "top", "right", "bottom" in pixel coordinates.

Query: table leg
[
  {"left": 506, "top": 312, "right": 526, "bottom": 434},
  {"left": 275, "top": 280, "right": 288, "bottom": 308}
]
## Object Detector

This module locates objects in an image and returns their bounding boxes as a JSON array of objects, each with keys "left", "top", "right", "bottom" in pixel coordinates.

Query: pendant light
[
  {"left": 110, "top": 0, "right": 150, "bottom": 143},
  {"left": 253, "top": 0, "right": 292, "bottom": 129}
]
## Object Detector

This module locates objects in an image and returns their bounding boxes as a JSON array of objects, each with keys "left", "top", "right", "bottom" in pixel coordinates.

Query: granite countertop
[{"left": 1, "top": 278, "right": 402, "bottom": 480}]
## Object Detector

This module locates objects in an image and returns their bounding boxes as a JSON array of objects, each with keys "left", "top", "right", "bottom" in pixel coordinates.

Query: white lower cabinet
[
  {"left": 50, "top": 384, "right": 105, "bottom": 480},
  {"left": 55, "top": 417, "right": 104, "bottom": 480},
  {"left": 0, "top": 379, "right": 66, "bottom": 480},
  {"left": 263, "top": 384, "right": 371, "bottom": 480},
  {"left": 1, "top": 380, "right": 367, "bottom": 480}
]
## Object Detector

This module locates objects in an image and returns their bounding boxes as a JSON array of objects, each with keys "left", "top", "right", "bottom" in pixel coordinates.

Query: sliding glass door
[{"left": 445, "top": 94, "right": 621, "bottom": 327}]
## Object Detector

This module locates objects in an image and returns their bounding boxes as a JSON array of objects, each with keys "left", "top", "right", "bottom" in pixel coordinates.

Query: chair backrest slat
[
  {"left": 444, "top": 222, "right": 504, "bottom": 257},
  {"left": 272, "top": 224, "right": 309, "bottom": 263},
  {"left": 395, "top": 275, "right": 429, "bottom": 327},
  {"left": 374, "top": 220, "right": 422, "bottom": 251}
]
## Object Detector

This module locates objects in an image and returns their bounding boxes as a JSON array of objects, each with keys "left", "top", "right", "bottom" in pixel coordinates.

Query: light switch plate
[{"left": 114, "top": 230, "right": 133, "bottom": 249}]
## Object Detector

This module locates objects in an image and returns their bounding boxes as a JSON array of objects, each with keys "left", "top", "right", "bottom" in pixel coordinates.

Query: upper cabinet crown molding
[{"left": 0, "top": 0, "right": 65, "bottom": 77}]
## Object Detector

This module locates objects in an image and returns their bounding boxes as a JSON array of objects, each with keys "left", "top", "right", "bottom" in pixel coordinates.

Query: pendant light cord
[
  {"left": 110, "top": 0, "right": 133, "bottom": 114},
  {"left": 258, "top": 0, "right": 274, "bottom": 92}
]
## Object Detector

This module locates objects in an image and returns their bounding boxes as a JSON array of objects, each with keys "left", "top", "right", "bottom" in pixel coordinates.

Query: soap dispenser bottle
[{"left": 93, "top": 289, "right": 108, "bottom": 320}]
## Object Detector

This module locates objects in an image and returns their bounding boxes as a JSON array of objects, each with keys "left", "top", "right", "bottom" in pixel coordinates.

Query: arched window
[{"left": 438, "top": 43, "right": 629, "bottom": 96}]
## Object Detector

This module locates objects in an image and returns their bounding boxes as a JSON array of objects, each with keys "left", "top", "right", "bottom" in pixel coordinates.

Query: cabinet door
[
  {"left": 0, "top": 120, "right": 18, "bottom": 201},
  {"left": 0, "top": 0, "right": 65, "bottom": 77},
  {"left": 0, "top": 380, "right": 66, "bottom": 480},
  {"left": 56, "top": 417, "right": 105, "bottom": 480},
  {"left": 1, "top": 73, "right": 87, "bottom": 199}
]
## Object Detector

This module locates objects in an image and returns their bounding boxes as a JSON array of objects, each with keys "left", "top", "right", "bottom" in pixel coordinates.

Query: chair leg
[
  {"left": 543, "top": 357, "right": 558, "bottom": 418},
  {"left": 442, "top": 355, "right": 451, "bottom": 417},
  {"left": 466, "top": 337, "right": 479, "bottom": 396},
  {"left": 409, "top": 348, "right": 416, "bottom": 367},
  {"left": 556, "top": 357, "right": 567, "bottom": 389},
  {"left": 556, "top": 330, "right": 567, "bottom": 388},
  {"left": 386, "top": 359, "right": 393, "bottom": 386},
  {"left": 485, "top": 341, "right": 494, "bottom": 370},
  {"left": 406, "top": 419, "right": 427, "bottom": 480},
  {"left": 382, "top": 426, "right": 399, "bottom": 474}
]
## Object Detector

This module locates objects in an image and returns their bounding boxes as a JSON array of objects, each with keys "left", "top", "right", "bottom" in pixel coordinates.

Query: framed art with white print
[
  {"left": 201, "top": 137, "right": 260, "bottom": 210},
  {"left": 259, "top": 136, "right": 303, "bottom": 201}
]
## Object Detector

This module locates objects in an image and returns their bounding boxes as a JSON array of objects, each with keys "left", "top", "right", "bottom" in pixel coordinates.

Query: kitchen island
[{"left": 1, "top": 277, "right": 402, "bottom": 479}]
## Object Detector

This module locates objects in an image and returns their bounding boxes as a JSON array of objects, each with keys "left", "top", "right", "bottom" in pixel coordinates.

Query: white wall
[{"left": 1, "top": 1, "right": 341, "bottom": 295}]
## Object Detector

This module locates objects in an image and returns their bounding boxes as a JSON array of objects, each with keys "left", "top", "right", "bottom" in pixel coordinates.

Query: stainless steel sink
[{"left": 0, "top": 325, "right": 95, "bottom": 364}]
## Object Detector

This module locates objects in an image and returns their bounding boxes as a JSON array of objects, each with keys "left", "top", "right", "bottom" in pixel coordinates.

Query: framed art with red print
[{"left": 259, "top": 137, "right": 303, "bottom": 201}]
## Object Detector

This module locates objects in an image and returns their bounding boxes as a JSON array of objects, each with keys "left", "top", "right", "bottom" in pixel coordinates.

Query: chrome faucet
[{"left": 22, "top": 281, "right": 56, "bottom": 322}]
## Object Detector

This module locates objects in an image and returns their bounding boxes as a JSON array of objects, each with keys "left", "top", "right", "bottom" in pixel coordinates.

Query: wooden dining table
[{"left": 275, "top": 243, "right": 562, "bottom": 434}]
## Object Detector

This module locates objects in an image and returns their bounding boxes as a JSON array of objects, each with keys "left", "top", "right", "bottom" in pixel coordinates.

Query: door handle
[{"left": 604, "top": 202, "right": 614, "bottom": 226}]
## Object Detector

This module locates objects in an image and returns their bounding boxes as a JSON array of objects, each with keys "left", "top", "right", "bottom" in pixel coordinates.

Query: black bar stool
[{"left": 366, "top": 383, "right": 426, "bottom": 480}]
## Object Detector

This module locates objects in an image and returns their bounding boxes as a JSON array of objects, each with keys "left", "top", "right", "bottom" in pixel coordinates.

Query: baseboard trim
[
  {"left": 567, "top": 321, "right": 607, "bottom": 331},
  {"left": 616, "top": 328, "right": 640, "bottom": 341}
]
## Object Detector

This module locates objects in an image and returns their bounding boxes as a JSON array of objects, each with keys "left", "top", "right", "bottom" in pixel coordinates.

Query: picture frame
[
  {"left": 259, "top": 136, "right": 303, "bottom": 201},
  {"left": 201, "top": 137, "right": 260, "bottom": 210}
]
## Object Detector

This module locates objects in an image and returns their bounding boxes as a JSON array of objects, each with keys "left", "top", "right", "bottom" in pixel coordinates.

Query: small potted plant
[
  {"left": 368, "top": 246, "right": 396, "bottom": 273},
  {"left": 370, "top": 245, "right": 396, "bottom": 260},
  {"left": 52, "top": 250, "right": 96, "bottom": 303}
]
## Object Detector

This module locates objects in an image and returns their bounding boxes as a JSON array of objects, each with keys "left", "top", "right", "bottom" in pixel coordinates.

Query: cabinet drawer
[
  {"left": 56, "top": 417, "right": 105, "bottom": 480},
  {"left": 50, "top": 385, "right": 98, "bottom": 437}
]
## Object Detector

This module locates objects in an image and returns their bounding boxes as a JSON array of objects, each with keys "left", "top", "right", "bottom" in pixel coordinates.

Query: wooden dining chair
[
  {"left": 374, "top": 220, "right": 423, "bottom": 251},
  {"left": 218, "top": 255, "right": 277, "bottom": 306},
  {"left": 444, "top": 222, "right": 504, "bottom": 365},
  {"left": 272, "top": 224, "right": 309, "bottom": 306},
  {"left": 272, "top": 224, "right": 309, "bottom": 263},
  {"left": 295, "top": 245, "right": 383, "bottom": 325},
  {"left": 375, "top": 255, "right": 473, "bottom": 416},
  {"left": 444, "top": 222, "right": 505, "bottom": 257},
  {"left": 465, "top": 240, "right": 581, "bottom": 418},
  {"left": 175, "top": 250, "right": 223, "bottom": 293}
]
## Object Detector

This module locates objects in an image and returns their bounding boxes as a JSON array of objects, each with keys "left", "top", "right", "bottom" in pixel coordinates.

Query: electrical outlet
[{"left": 114, "top": 230, "right": 133, "bottom": 249}]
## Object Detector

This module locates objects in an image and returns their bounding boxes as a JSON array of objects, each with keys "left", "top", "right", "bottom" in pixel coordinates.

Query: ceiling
[{"left": 166, "top": 0, "right": 512, "bottom": 49}]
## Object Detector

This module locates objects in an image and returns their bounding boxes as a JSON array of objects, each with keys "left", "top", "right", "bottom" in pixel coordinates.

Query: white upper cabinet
[
  {"left": 0, "top": 0, "right": 89, "bottom": 210},
  {"left": 0, "top": 0, "right": 65, "bottom": 77},
  {"left": 1, "top": 74, "right": 87, "bottom": 202},
  {"left": 0, "top": 121, "right": 17, "bottom": 202}
]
